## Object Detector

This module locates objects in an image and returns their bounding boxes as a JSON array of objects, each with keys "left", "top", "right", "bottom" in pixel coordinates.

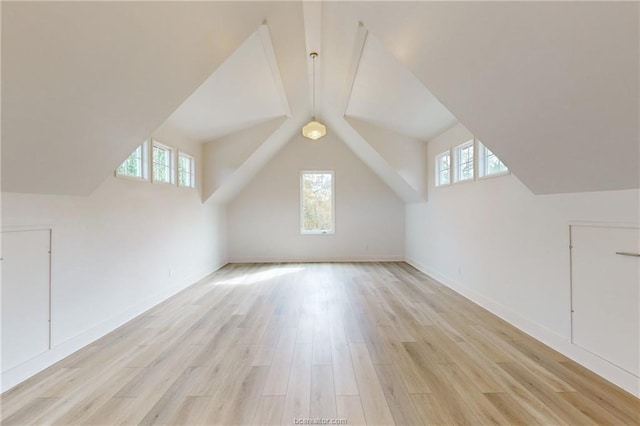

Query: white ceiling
[
  {"left": 1, "top": 2, "right": 300, "bottom": 195},
  {"left": 345, "top": 33, "right": 458, "bottom": 141},
  {"left": 329, "top": 1, "right": 639, "bottom": 194},
  {"left": 2, "top": 2, "right": 638, "bottom": 198},
  {"left": 164, "top": 27, "right": 290, "bottom": 143}
]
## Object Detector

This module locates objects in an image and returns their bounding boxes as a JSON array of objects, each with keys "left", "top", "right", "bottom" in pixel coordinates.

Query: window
[
  {"left": 435, "top": 151, "right": 451, "bottom": 186},
  {"left": 152, "top": 141, "right": 174, "bottom": 184},
  {"left": 477, "top": 141, "right": 508, "bottom": 178},
  {"left": 178, "top": 153, "right": 195, "bottom": 188},
  {"left": 301, "top": 171, "right": 334, "bottom": 234},
  {"left": 454, "top": 140, "right": 474, "bottom": 182},
  {"left": 116, "top": 141, "right": 148, "bottom": 179}
]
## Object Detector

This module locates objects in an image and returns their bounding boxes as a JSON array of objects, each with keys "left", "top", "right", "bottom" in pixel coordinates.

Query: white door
[
  {"left": 1, "top": 229, "right": 51, "bottom": 372},
  {"left": 571, "top": 224, "right": 639, "bottom": 377}
]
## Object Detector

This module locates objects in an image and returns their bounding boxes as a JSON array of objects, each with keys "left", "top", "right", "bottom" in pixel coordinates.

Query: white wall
[
  {"left": 1, "top": 131, "right": 227, "bottom": 391},
  {"left": 348, "top": 117, "right": 429, "bottom": 199},
  {"left": 406, "top": 123, "right": 640, "bottom": 396},
  {"left": 203, "top": 117, "right": 285, "bottom": 201},
  {"left": 227, "top": 132, "right": 405, "bottom": 262}
]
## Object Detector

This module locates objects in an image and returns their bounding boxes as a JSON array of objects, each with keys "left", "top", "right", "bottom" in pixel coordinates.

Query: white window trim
[
  {"left": 300, "top": 170, "right": 335, "bottom": 235},
  {"left": 476, "top": 139, "right": 510, "bottom": 180},
  {"left": 177, "top": 151, "right": 196, "bottom": 189},
  {"left": 115, "top": 140, "right": 149, "bottom": 181},
  {"left": 477, "top": 168, "right": 511, "bottom": 181},
  {"left": 453, "top": 139, "right": 475, "bottom": 184},
  {"left": 435, "top": 150, "right": 452, "bottom": 187},
  {"left": 151, "top": 140, "right": 175, "bottom": 185}
]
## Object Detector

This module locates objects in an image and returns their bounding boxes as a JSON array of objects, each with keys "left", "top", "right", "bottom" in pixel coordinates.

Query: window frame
[
  {"left": 177, "top": 152, "right": 196, "bottom": 189},
  {"left": 435, "top": 150, "right": 452, "bottom": 187},
  {"left": 453, "top": 139, "right": 475, "bottom": 183},
  {"left": 151, "top": 140, "right": 175, "bottom": 185},
  {"left": 477, "top": 140, "right": 510, "bottom": 180},
  {"left": 115, "top": 140, "right": 149, "bottom": 181},
  {"left": 300, "top": 170, "right": 335, "bottom": 235}
]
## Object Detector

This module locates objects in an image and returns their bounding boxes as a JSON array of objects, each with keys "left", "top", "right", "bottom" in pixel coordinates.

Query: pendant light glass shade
[
  {"left": 303, "top": 52, "right": 326, "bottom": 141},
  {"left": 302, "top": 119, "right": 326, "bottom": 140}
]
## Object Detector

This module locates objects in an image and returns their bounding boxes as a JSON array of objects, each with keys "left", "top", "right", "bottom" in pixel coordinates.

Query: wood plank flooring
[{"left": 2, "top": 262, "right": 638, "bottom": 425}]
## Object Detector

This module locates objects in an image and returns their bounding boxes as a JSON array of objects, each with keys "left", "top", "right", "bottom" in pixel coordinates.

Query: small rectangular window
[
  {"left": 152, "top": 141, "right": 174, "bottom": 184},
  {"left": 454, "top": 140, "right": 474, "bottom": 182},
  {"left": 178, "top": 152, "right": 195, "bottom": 188},
  {"left": 301, "top": 171, "right": 334, "bottom": 234},
  {"left": 435, "top": 151, "right": 451, "bottom": 186},
  {"left": 478, "top": 141, "right": 508, "bottom": 178},
  {"left": 116, "top": 141, "right": 148, "bottom": 180}
]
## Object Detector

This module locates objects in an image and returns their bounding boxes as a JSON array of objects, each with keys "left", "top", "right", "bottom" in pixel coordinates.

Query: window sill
[
  {"left": 115, "top": 173, "right": 148, "bottom": 182},
  {"left": 301, "top": 230, "right": 335, "bottom": 235},
  {"left": 453, "top": 177, "right": 475, "bottom": 185},
  {"left": 152, "top": 179, "right": 175, "bottom": 185},
  {"left": 477, "top": 171, "right": 510, "bottom": 181}
]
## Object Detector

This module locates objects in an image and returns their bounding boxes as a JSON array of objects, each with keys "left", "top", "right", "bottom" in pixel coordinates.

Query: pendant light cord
[{"left": 311, "top": 52, "right": 318, "bottom": 119}]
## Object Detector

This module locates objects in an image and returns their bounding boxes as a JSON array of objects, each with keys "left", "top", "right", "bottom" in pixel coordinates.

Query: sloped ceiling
[
  {"left": 164, "top": 26, "right": 290, "bottom": 143},
  {"left": 345, "top": 33, "right": 457, "bottom": 141},
  {"left": 1, "top": 2, "right": 299, "bottom": 195},
  {"left": 325, "top": 1, "right": 639, "bottom": 194},
  {"left": 2, "top": 2, "right": 638, "bottom": 199}
]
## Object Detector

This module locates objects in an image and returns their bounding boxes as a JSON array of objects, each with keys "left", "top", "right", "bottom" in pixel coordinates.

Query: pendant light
[{"left": 302, "top": 52, "right": 327, "bottom": 140}]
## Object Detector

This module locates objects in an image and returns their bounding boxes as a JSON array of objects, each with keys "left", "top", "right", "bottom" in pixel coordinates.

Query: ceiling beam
[
  {"left": 303, "top": 0, "right": 323, "bottom": 118},
  {"left": 258, "top": 24, "right": 292, "bottom": 118},
  {"left": 341, "top": 23, "right": 368, "bottom": 117},
  {"left": 326, "top": 113, "right": 425, "bottom": 203}
]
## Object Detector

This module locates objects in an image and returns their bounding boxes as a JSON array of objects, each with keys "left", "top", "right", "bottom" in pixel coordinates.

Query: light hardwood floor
[{"left": 2, "top": 262, "right": 638, "bottom": 425}]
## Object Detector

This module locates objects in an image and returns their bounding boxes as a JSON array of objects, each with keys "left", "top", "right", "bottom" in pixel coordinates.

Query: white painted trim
[
  {"left": 151, "top": 139, "right": 176, "bottom": 185},
  {"left": 113, "top": 173, "right": 149, "bottom": 183},
  {"left": 476, "top": 138, "right": 509, "bottom": 180},
  {"left": 300, "top": 231, "right": 335, "bottom": 236},
  {"left": 452, "top": 139, "right": 475, "bottom": 183},
  {"left": 0, "top": 261, "right": 227, "bottom": 392},
  {"left": 405, "top": 257, "right": 640, "bottom": 398},
  {"left": 229, "top": 255, "right": 405, "bottom": 263},
  {"left": 569, "top": 221, "right": 639, "bottom": 229},
  {"left": 258, "top": 25, "right": 291, "bottom": 118},
  {"left": 177, "top": 151, "right": 196, "bottom": 189},
  {"left": 451, "top": 138, "right": 478, "bottom": 184},
  {"left": 1, "top": 224, "right": 53, "bottom": 233},
  {"left": 300, "top": 170, "right": 335, "bottom": 235},
  {"left": 434, "top": 149, "right": 452, "bottom": 187},
  {"left": 476, "top": 171, "right": 511, "bottom": 181},
  {"left": 115, "top": 140, "right": 149, "bottom": 181}
]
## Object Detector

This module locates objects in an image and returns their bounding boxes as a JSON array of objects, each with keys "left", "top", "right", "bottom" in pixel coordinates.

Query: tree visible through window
[
  {"left": 455, "top": 141, "right": 474, "bottom": 182},
  {"left": 436, "top": 151, "right": 451, "bottom": 186},
  {"left": 178, "top": 152, "right": 195, "bottom": 188},
  {"left": 116, "top": 141, "right": 147, "bottom": 179},
  {"left": 152, "top": 142, "right": 174, "bottom": 184},
  {"left": 301, "top": 172, "right": 334, "bottom": 234},
  {"left": 178, "top": 153, "right": 195, "bottom": 188},
  {"left": 478, "top": 141, "right": 508, "bottom": 177}
]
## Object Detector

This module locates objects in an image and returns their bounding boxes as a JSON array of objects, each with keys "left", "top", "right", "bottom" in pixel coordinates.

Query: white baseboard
[
  {"left": 228, "top": 254, "right": 405, "bottom": 263},
  {"left": 405, "top": 257, "right": 640, "bottom": 398},
  {"left": 1, "top": 261, "right": 227, "bottom": 393}
]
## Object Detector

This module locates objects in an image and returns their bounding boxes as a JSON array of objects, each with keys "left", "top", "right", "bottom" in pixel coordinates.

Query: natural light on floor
[{"left": 211, "top": 265, "right": 305, "bottom": 286}]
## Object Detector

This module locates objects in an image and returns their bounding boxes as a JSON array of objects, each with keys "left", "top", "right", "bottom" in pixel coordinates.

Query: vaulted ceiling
[{"left": 2, "top": 2, "right": 638, "bottom": 199}]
